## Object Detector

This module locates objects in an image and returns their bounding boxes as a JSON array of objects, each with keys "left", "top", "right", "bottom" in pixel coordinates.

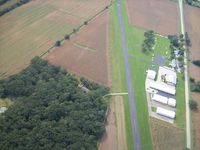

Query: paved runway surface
[{"left": 116, "top": 1, "right": 141, "bottom": 150}]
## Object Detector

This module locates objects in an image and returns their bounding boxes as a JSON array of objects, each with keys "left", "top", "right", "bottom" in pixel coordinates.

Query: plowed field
[
  {"left": 47, "top": 12, "right": 111, "bottom": 86},
  {"left": 126, "top": 0, "right": 180, "bottom": 35}
]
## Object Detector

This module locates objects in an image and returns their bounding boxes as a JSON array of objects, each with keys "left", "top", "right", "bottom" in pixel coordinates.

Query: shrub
[
  {"left": 55, "top": 41, "right": 61, "bottom": 47},
  {"left": 64, "top": 35, "right": 70, "bottom": 40},
  {"left": 192, "top": 60, "right": 200, "bottom": 67},
  {"left": 189, "top": 100, "right": 198, "bottom": 111}
]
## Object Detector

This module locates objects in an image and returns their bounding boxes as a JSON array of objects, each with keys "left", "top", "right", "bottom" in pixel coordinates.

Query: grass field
[
  {"left": 150, "top": 117, "right": 185, "bottom": 150},
  {"left": 109, "top": 4, "right": 134, "bottom": 150},
  {"left": 0, "top": 0, "right": 110, "bottom": 78},
  {"left": 0, "top": 0, "right": 19, "bottom": 11}
]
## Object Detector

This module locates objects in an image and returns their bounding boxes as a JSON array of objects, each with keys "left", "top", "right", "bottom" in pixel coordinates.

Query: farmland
[
  {"left": 184, "top": 4, "right": 200, "bottom": 149},
  {"left": 150, "top": 117, "right": 185, "bottom": 150},
  {"left": 184, "top": 5, "right": 200, "bottom": 80},
  {"left": 0, "top": 0, "right": 111, "bottom": 79},
  {"left": 126, "top": 0, "right": 180, "bottom": 35},
  {"left": 47, "top": 11, "right": 111, "bottom": 86}
]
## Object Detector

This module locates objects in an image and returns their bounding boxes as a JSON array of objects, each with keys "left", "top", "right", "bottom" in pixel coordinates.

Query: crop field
[
  {"left": 47, "top": 11, "right": 111, "bottom": 86},
  {"left": 191, "top": 93, "right": 200, "bottom": 150},
  {"left": 184, "top": 5, "right": 200, "bottom": 149},
  {"left": 150, "top": 117, "right": 185, "bottom": 150},
  {"left": 0, "top": 0, "right": 111, "bottom": 79},
  {"left": 125, "top": 0, "right": 180, "bottom": 35},
  {"left": 184, "top": 5, "right": 200, "bottom": 80}
]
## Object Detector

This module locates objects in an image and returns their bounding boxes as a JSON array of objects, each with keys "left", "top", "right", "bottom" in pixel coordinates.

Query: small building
[
  {"left": 149, "top": 81, "right": 176, "bottom": 95},
  {"left": 78, "top": 84, "right": 90, "bottom": 93},
  {"left": 147, "top": 70, "right": 156, "bottom": 80},
  {"left": 156, "top": 107, "right": 176, "bottom": 119},
  {"left": 152, "top": 94, "right": 168, "bottom": 105},
  {"left": 168, "top": 98, "right": 176, "bottom": 107},
  {"left": 0, "top": 107, "right": 7, "bottom": 114}
]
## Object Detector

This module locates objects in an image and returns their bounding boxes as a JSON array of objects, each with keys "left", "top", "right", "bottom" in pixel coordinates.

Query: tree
[
  {"left": 84, "top": 21, "right": 88, "bottom": 25},
  {"left": 64, "top": 34, "right": 70, "bottom": 40},
  {"left": 185, "top": 32, "right": 191, "bottom": 46},
  {"left": 55, "top": 40, "right": 61, "bottom": 47},
  {"left": 189, "top": 100, "right": 198, "bottom": 110},
  {"left": 0, "top": 57, "right": 109, "bottom": 150},
  {"left": 192, "top": 60, "right": 200, "bottom": 67}
]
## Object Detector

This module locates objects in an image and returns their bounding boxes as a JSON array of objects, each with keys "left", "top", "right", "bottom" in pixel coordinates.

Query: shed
[
  {"left": 156, "top": 107, "right": 176, "bottom": 119},
  {"left": 147, "top": 70, "right": 156, "bottom": 80},
  {"left": 152, "top": 94, "right": 168, "bottom": 105},
  {"left": 168, "top": 98, "right": 176, "bottom": 107}
]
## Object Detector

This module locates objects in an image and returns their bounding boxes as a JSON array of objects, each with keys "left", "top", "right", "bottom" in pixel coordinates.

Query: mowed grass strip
[
  {"left": 0, "top": 0, "right": 110, "bottom": 78},
  {"left": 120, "top": 0, "right": 153, "bottom": 149},
  {"left": 109, "top": 4, "right": 134, "bottom": 150}
]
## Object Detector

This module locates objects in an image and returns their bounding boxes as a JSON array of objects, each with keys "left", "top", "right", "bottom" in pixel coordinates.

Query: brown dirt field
[
  {"left": 126, "top": 0, "right": 180, "bottom": 35},
  {"left": 99, "top": 96, "right": 127, "bottom": 150},
  {"left": 184, "top": 5, "right": 200, "bottom": 80},
  {"left": 150, "top": 117, "right": 185, "bottom": 150},
  {"left": 114, "top": 96, "right": 128, "bottom": 150},
  {"left": 99, "top": 101, "right": 117, "bottom": 150},
  {"left": 191, "top": 93, "right": 200, "bottom": 150},
  {"left": 47, "top": 11, "right": 111, "bottom": 86}
]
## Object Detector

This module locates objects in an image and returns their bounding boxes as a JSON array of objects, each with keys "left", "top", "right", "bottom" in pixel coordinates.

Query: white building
[
  {"left": 168, "top": 98, "right": 176, "bottom": 107},
  {"left": 152, "top": 94, "right": 168, "bottom": 105},
  {"left": 149, "top": 81, "right": 176, "bottom": 95},
  {"left": 147, "top": 70, "right": 156, "bottom": 80},
  {"left": 156, "top": 107, "right": 176, "bottom": 119},
  {"left": 158, "top": 66, "right": 177, "bottom": 86}
]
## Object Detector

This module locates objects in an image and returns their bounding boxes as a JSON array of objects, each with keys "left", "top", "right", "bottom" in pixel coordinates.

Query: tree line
[
  {"left": 185, "top": 0, "right": 200, "bottom": 8},
  {"left": 0, "top": 0, "right": 31, "bottom": 16},
  {"left": 0, "top": 57, "right": 109, "bottom": 150}
]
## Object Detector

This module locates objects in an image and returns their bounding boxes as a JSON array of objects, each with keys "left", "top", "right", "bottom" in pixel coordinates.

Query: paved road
[
  {"left": 178, "top": 0, "right": 191, "bottom": 148},
  {"left": 116, "top": 1, "right": 141, "bottom": 150}
]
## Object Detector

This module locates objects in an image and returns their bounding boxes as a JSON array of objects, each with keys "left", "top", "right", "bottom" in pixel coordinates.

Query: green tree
[
  {"left": 189, "top": 100, "right": 198, "bottom": 110},
  {"left": 55, "top": 40, "right": 61, "bottom": 47}
]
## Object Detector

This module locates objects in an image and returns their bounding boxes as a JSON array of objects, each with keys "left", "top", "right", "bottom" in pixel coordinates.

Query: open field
[
  {"left": 47, "top": 11, "right": 111, "bottom": 86},
  {"left": 115, "top": 96, "right": 128, "bottom": 150},
  {"left": 150, "top": 117, "right": 185, "bottom": 150},
  {"left": 125, "top": 0, "right": 180, "bottom": 35},
  {"left": 184, "top": 5, "right": 200, "bottom": 80},
  {"left": 184, "top": 5, "right": 200, "bottom": 149},
  {"left": 99, "top": 100, "right": 117, "bottom": 150},
  {"left": 99, "top": 96, "right": 128, "bottom": 150},
  {"left": 191, "top": 93, "right": 200, "bottom": 150},
  {"left": 0, "top": 0, "right": 111, "bottom": 79}
]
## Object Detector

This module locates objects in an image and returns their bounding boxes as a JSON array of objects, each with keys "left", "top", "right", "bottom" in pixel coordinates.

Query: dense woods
[
  {"left": 0, "top": 57, "right": 109, "bottom": 150},
  {"left": 0, "top": 0, "right": 31, "bottom": 16}
]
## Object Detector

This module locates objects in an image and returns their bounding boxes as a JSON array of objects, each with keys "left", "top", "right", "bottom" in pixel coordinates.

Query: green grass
[
  {"left": 0, "top": 0, "right": 19, "bottom": 11},
  {"left": 109, "top": 4, "right": 134, "bottom": 150},
  {"left": 175, "top": 74, "right": 186, "bottom": 129},
  {"left": 110, "top": 0, "right": 185, "bottom": 149}
]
